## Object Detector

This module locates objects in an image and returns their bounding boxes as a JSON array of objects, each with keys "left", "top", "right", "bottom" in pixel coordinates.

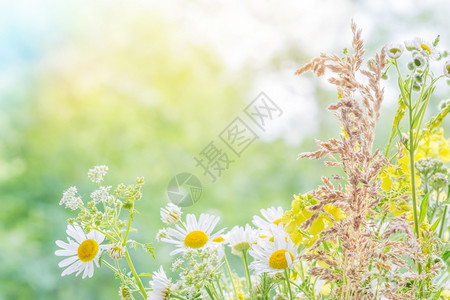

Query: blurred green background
[{"left": 0, "top": 0, "right": 449, "bottom": 299}]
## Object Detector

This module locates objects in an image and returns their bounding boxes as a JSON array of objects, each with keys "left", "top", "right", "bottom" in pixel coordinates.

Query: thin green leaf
[
  {"left": 432, "top": 287, "right": 443, "bottom": 300},
  {"left": 442, "top": 250, "right": 450, "bottom": 262},
  {"left": 419, "top": 192, "right": 430, "bottom": 224},
  {"left": 430, "top": 216, "right": 441, "bottom": 232}
]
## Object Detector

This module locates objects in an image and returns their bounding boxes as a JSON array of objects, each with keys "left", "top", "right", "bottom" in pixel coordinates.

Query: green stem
[
  {"left": 408, "top": 99, "right": 420, "bottom": 239},
  {"left": 430, "top": 191, "right": 440, "bottom": 221},
  {"left": 123, "top": 205, "right": 134, "bottom": 247},
  {"left": 94, "top": 227, "right": 118, "bottom": 243},
  {"left": 284, "top": 269, "right": 293, "bottom": 300},
  {"left": 102, "top": 259, "right": 119, "bottom": 273},
  {"left": 223, "top": 253, "right": 239, "bottom": 300},
  {"left": 241, "top": 250, "right": 253, "bottom": 299},
  {"left": 439, "top": 205, "right": 448, "bottom": 239},
  {"left": 215, "top": 279, "right": 224, "bottom": 299},
  {"left": 125, "top": 251, "right": 147, "bottom": 299}
]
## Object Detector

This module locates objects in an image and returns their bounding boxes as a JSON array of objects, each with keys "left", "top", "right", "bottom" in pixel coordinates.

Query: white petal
[
  {"left": 58, "top": 256, "right": 78, "bottom": 268},
  {"left": 67, "top": 225, "right": 85, "bottom": 244},
  {"left": 61, "top": 261, "right": 82, "bottom": 276},
  {"left": 75, "top": 262, "right": 87, "bottom": 277},
  {"left": 55, "top": 249, "right": 77, "bottom": 257}
]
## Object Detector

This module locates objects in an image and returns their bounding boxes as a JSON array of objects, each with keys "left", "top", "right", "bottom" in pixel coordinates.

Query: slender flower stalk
[
  {"left": 223, "top": 253, "right": 239, "bottom": 300},
  {"left": 125, "top": 251, "right": 147, "bottom": 299},
  {"left": 241, "top": 250, "right": 253, "bottom": 299}
]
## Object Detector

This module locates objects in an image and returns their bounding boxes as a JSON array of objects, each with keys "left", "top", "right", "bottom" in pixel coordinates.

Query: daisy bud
[
  {"left": 160, "top": 203, "right": 182, "bottom": 225},
  {"left": 119, "top": 285, "right": 131, "bottom": 300},
  {"left": 384, "top": 43, "right": 404, "bottom": 59},
  {"left": 443, "top": 60, "right": 450, "bottom": 78},
  {"left": 412, "top": 53, "right": 427, "bottom": 69},
  {"left": 404, "top": 39, "right": 419, "bottom": 51},
  {"left": 108, "top": 244, "right": 125, "bottom": 260}
]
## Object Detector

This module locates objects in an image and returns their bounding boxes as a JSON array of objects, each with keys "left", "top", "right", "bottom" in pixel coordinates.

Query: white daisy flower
[
  {"left": 148, "top": 266, "right": 171, "bottom": 300},
  {"left": 252, "top": 207, "right": 284, "bottom": 230},
  {"left": 249, "top": 234, "right": 298, "bottom": 275},
  {"left": 55, "top": 224, "right": 108, "bottom": 279},
  {"left": 161, "top": 213, "right": 224, "bottom": 255},
  {"left": 414, "top": 37, "right": 439, "bottom": 60},
  {"left": 225, "top": 224, "right": 258, "bottom": 255},
  {"left": 404, "top": 39, "right": 420, "bottom": 51},
  {"left": 258, "top": 223, "right": 291, "bottom": 243},
  {"left": 160, "top": 203, "right": 182, "bottom": 225},
  {"left": 384, "top": 43, "right": 404, "bottom": 59},
  {"left": 444, "top": 60, "right": 450, "bottom": 78}
]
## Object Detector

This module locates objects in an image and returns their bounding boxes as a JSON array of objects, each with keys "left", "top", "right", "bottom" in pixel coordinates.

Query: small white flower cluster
[
  {"left": 59, "top": 186, "right": 83, "bottom": 210},
  {"left": 88, "top": 165, "right": 109, "bottom": 184},
  {"left": 90, "top": 186, "right": 113, "bottom": 204}
]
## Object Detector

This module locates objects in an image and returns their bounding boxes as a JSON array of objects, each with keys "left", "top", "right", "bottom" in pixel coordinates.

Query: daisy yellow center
[
  {"left": 446, "top": 64, "right": 450, "bottom": 72},
  {"left": 77, "top": 239, "right": 99, "bottom": 262},
  {"left": 213, "top": 236, "right": 225, "bottom": 243},
  {"left": 273, "top": 218, "right": 282, "bottom": 225},
  {"left": 184, "top": 230, "right": 208, "bottom": 248},
  {"left": 269, "top": 249, "right": 294, "bottom": 270},
  {"left": 390, "top": 48, "right": 401, "bottom": 54},
  {"left": 420, "top": 43, "right": 431, "bottom": 54},
  {"left": 233, "top": 241, "right": 250, "bottom": 252}
]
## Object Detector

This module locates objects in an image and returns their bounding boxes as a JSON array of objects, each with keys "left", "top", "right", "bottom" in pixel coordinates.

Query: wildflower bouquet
[{"left": 55, "top": 22, "right": 450, "bottom": 299}]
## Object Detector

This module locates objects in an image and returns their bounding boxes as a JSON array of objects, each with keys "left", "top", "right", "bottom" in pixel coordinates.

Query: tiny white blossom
[
  {"left": 59, "top": 187, "right": 83, "bottom": 210},
  {"left": 88, "top": 165, "right": 109, "bottom": 184},
  {"left": 171, "top": 258, "right": 183, "bottom": 271},
  {"left": 90, "top": 186, "right": 112, "bottom": 204}
]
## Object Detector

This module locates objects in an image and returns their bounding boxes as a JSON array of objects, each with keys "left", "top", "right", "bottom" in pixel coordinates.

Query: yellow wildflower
[
  {"left": 416, "top": 128, "right": 450, "bottom": 162},
  {"left": 282, "top": 194, "right": 345, "bottom": 247}
]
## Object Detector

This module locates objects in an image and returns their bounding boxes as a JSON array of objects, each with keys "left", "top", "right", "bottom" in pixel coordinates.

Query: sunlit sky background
[
  {"left": 0, "top": 0, "right": 449, "bottom": 299},
  {"left": 2, "top": 0, "right": 449, "bottom": 144}
]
